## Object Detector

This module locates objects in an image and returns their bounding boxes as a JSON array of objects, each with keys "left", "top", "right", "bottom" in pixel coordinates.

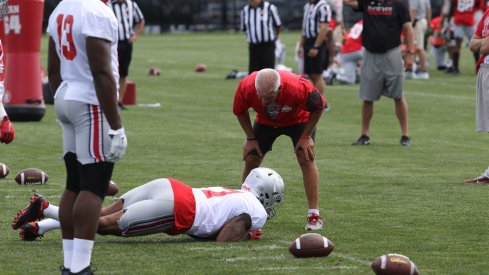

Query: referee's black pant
[{"left": 248, "top": 41, "right": 275, "bottom": 74}]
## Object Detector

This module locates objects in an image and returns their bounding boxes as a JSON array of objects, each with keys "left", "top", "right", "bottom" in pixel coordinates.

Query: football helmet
[
  {"left": 242, "top": 167, "right": 284, "bottom": 219},
  {"left": 0, "top": 0, "right": 7, "bottom": 22}
]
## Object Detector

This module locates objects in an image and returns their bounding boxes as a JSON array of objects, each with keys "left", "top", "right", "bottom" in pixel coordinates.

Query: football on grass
[
  {"left": 106, "top": 181, "right": 119, "bottom": 196},
  {"left": 371, "top": 254, "right": 419, "bottom": 275},
  {"left": 15, "top": 168, "right": 48, "bottom": 185},
  {"left": 0, "top": 162, "right": 9, "bottom": 178},
  {"left": 195, "top": 63, "right": 207, "bottom": 72},
  {"left": 288, "top": 233, "right": 334, "bottom": 258},
  {"left": 148, "top": 67, "right": 161, "bottom": 76}
]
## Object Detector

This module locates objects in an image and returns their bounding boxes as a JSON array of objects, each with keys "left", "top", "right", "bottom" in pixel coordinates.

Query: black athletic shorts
[
  {"left": 303, "top": 38, "right": 326, "bottom": 75},
  {"left": 118, "top": 41, "right": 133, "bottom": 77},
  {"left": 248, "top": 42, "right": 276, "bottom": 74},
  {"left": 253, "top": 122, "right": 316, "bottom": 154}
]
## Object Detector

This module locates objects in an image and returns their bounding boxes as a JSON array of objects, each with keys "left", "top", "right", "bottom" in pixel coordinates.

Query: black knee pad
[
  {"left": 78, "top": 162, "right": 114, "bottom": 200},
  {"left": 64, "top": 152, "right": 80, "bottom": 193}
]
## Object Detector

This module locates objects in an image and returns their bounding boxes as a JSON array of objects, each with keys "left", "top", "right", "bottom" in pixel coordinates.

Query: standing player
[
  {"left": 465, "top": 9, "right": 489, "bottom": 183},
  {"left": 440, "top": 0, "right": 479, "bottom": 75},
  {"left": 14, "top": 168, "right": 284, "bottom": 242},
  {"left": 108, "top": 0, "right": 145, "bottom": 110},
  {"left": 47, "top": 0, "right": 127, "bottom": 274},
  {"left": 233, "top": 68, "right": 326, "bottom": 231},
  {"left": 0, "top": 0, "right": 14, "bottom": 144}
]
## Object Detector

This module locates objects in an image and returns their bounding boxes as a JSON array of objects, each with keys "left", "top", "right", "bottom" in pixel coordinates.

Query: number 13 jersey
[{"left": 47, "top": 0, "right": 119, "bottom": 105}]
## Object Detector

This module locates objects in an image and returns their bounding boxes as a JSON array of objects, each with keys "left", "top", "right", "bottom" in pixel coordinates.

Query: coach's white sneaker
[
  {"left": 413, "top": 71, "right": 429, "bottom": 80},
  {"left": 305, "top": 213, "right": 324, "bottom": 231}
]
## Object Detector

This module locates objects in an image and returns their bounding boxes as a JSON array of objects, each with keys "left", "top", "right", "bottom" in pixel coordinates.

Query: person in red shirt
[
  {"left": 0, "top": 0, "right": 14, "bottom": 144},
  {"left": 465, "top": 9, "right": 489, "bottom": 183},
  {"left": 233, "top": 68, "right": 326, "bottom": 231},
  {"left": 336, "top": 20, "right": 364, "bottom": 84}
]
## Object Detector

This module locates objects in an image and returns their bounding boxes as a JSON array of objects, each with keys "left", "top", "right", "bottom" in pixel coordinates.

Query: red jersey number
[
  {"left": 202, "top": 188, "right": 241, "bottom": 198},
  {"left": 56, "top": 14, "right": 77, "bottom": 60}
]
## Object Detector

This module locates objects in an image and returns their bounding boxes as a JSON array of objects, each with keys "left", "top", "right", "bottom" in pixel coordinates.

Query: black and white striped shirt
[
  {"left": 109, "top": 0, "right": 144, "bottom": 42},
  {"left": 240, "top": 1, "right": 282, "bottom": 44},
  {"left": 302, "top": 0, "right": 331, "bottom": 39}
]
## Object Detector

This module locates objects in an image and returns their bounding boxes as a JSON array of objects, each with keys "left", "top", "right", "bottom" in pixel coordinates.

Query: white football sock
[
  {"left": 37, "top": 218, "right": 60, "bottom": 235},
  {"left": 70, "top": 238, "right": 94, "bottom": 273},
  {"left": 43, "top": 204, "right": 59, "bottom": 220},
  {"left": 62, "top": 239, "right": 73, "bottom": 269},
  {"left": 308, "top": 209, "right": 320, "bottom": 216}
]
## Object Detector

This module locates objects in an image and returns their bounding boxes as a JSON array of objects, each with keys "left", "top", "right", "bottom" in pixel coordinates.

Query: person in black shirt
[
  {"left": 344, "top": 0, "right": 414, "bottom": 146},
  {"left": 241, "top": 0, "right": 282, "bottom": 74}
]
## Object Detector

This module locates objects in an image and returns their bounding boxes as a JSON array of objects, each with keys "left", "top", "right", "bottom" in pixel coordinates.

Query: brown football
[
  {"left": 148, "top": 67, "right": 161, "bottom": 76},
  {"left": 15, "top": 168, "right": 48, "bottom": 185},
  {"left": 195, "top": 63, "right": 207, "bottom": 72},
  {"left": 106, "top": 181, "right": 119, "bottom": 196},
  {"left": 371, "top": 254, "right": 419, "bottom": 275},
  {"left": 0, "top": 162, "right": 9, "bottom": 179},
  {"left": 289, "top": 233, "right": 334, "bottom": 258}
]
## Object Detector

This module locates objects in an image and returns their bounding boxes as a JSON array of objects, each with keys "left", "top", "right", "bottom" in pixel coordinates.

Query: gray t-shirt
[{"left": 409, "top": 0, "right": 431, "bottom": 20}]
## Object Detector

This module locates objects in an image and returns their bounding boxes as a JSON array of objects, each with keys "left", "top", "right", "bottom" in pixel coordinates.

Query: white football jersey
[
  {"left": 186, "top": 187, "right": 268, "bottom": 237},
  {"left": 47, "top": 0, "right": 119, "bottom": 105}
]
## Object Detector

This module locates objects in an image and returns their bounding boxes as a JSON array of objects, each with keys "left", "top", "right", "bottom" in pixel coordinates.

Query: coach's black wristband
[{"left": 247, "top": 137, "right": 258, "bottom": 141}]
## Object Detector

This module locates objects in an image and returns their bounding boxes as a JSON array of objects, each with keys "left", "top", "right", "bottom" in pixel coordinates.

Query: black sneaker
[
  {"left": 60, "top": 266, "right": 70, "bottom": 275},
  {"left": 118, "top": 102, "right": 127, "bottom": 110},
  {"left": 352, "top": 135, "right": 370, "bottom": 145},
  {"left": 225, "top": 69, "right": 238, "bottom": 79},
  {"left": 71, "top": 266, "right": 94, "bottom": 275},
  {"left": 400, "top": 135, "right": 411, "bottom": 146}
]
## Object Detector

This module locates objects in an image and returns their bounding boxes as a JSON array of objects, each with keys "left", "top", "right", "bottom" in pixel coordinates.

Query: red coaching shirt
[
  {"left": 475, "top": 9, "right": 489, "bottom": 72},
  {"left": 233, "top": 71, "right": 326, "bottom": 127}
]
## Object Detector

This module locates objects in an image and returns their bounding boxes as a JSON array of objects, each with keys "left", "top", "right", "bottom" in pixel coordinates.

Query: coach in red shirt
[{"left": 233, "top": 68, "right": 326, "bottom": 231}]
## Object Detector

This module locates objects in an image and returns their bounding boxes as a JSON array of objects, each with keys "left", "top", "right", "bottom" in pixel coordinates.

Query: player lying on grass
[{"left": 12, "top": 167, "right": 284, "bottom": 242}]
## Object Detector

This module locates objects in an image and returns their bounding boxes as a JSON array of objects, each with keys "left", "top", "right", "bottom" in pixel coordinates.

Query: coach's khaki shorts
[
  {"left": 359, "top": 47, "right": 404, "bottom": 101},
  {"left": 414, "top": 18, "right": 427, "bottom": 50},
  {"left": 476, "top": 64, "right": 489, "bottom": 132}
]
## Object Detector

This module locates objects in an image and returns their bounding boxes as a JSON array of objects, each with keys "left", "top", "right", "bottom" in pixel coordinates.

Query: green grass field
[{"left": 0, "top": 31, "right": 488, "bottom": 274}]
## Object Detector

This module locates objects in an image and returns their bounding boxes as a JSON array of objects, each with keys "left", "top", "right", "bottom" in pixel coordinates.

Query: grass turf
[{"left": 0, "top": 31, "right": 487, "bottom": 274}]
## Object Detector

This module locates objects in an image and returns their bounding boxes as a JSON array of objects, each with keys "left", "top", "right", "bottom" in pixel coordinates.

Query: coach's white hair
[{"left": 255, "top": 69, "right": 280, "bottom": 95}]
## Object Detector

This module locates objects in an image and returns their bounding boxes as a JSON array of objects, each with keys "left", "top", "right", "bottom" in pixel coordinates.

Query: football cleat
[
  {"left": 305, "top": 213, "right": 324, "bottom": 231},
  {"left": 19, "top": 222, "right": 43, "bottom": 241},
  {"left": 12, "top": 194, "right": 49, "bottom": 230}
]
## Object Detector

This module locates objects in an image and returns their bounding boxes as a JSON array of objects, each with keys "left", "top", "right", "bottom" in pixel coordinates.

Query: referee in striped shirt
[
  {"left": 298, "top": 0, "right": 331, "bottom": 98},
  {"left": 109, "top": 0, "right": 145, "bottom": 110},
  {"left": 241, "top": 0, "right": 282, "bottom": 74}
]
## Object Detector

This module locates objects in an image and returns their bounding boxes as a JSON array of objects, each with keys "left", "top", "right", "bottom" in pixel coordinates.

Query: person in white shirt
[
  {"left": 47, "top": 0, "right": 127, "bottom": 274},
  {"left": 14, "top": 168, "right": 284, "bottom": 242}
]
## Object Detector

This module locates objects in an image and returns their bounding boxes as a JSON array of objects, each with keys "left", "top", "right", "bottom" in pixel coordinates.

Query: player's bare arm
[
  {"left": 215, "top": 213, "right": 252, "bottom": 242},
  {"left": 47, "top": 37, "right": 62, "bottom": 97},
  {"left": 343, "top": 0, "right": 359, "bottom": 11},
  {"left": 86, "top": 37, "right": 122, "bottom": 131},
  {"left": 480, "top": 37, "right": 489, "bottom": 55}
]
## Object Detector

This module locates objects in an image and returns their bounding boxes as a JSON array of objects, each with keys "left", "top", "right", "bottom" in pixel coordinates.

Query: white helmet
[
  {"left": 241, "top": 167, "right": 284, "bottom": 218},
  {"left": 0, "top": 0, "right": 7, "bottom": 22}
]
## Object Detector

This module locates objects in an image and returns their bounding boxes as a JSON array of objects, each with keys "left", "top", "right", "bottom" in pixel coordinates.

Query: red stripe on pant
[{"left": 91, "top": 105, "right": 103, "bottom": 162}]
